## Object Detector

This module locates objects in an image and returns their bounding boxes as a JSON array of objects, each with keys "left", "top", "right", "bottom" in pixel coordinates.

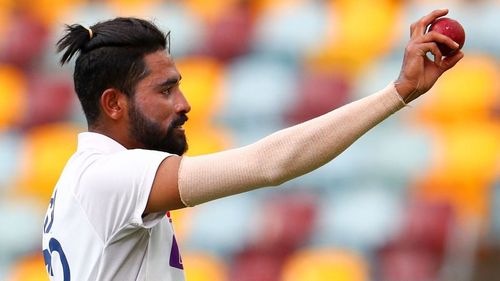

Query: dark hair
[{"left": 57, "top": 17, "right": 170, "bottom": 126}]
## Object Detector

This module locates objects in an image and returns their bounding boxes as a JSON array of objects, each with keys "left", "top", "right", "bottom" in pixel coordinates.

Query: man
[{"left": 42, "top": 8, "right": 463, "bottom": 281}]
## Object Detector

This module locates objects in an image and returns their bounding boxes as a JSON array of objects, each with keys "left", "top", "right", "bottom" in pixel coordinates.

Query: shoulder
[{"left": 74, "top": 149, "right": 171, "bottom": 196}]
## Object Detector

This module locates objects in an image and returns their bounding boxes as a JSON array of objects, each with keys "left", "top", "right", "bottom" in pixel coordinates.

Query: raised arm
[{"left": 144, "top": 9, "right": 463, "bottom": 213}]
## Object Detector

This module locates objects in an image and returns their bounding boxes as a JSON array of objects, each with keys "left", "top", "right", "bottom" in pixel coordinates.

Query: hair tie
[{"left": 84, "top": 26, "right": 93, "bottom": 39}]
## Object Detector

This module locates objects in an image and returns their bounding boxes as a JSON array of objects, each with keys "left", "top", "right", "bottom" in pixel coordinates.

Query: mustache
[{"left": 171, "top": 114, "right": 188, "bottom": 128}]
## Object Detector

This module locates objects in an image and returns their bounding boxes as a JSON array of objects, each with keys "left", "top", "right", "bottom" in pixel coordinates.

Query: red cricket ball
[{"left": 428, "top": 17, "right": 465, "bottom": 56}]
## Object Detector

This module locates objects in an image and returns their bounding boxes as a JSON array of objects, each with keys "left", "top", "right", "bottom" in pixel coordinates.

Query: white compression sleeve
[{"left": 178, "top": 83, "right": 406, "bottom": 207}]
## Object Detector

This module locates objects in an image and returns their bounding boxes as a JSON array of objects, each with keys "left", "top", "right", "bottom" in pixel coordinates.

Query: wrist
[
  {"left": 391, "top": 82, "right": 408, "bottom": 106},
  {"left": 394, "top": 80, "right": 420, "bottom": 103}
]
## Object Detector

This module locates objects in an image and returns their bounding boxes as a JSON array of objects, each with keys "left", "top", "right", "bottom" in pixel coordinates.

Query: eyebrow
[{"left": 158, "top": 75, "right": 182, "bottom": 89}]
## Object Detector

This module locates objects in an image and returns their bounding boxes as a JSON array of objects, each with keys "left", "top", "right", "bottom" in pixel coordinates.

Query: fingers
[
  {"left": 397, "top": 9, "right": 463, "bottom": 101},
  {"left": 424, "top": 31, "right": 460, "bottom": 51},
  {"left": 407, "top": 31, "right": 459, "bottom": 64},
  {"left": 410, "top": 8, "right": 449, "bottom": 38},
  {"left": 413, "top": 42, "right": 443, "bottom": 65},
  {"left": 441, "top": 51, "right": 464, "bottom": 70},
  {"left": 419, "top": 31, "right": 460, "bottom": 62}
]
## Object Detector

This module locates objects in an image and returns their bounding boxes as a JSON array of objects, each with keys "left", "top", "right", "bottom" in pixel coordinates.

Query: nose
[{"left": 175, "top": 92, "right": 191, "bottom": 114}]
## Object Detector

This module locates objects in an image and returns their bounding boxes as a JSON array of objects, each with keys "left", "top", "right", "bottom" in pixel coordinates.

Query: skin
[
  {"left": 394, "top": 9, "right": 464, "bottom": 102},
  {"left": 94, "top": 9, "right": 463, "bottom": 214},
  {"left": 92, "top": 50, "right": 189, "bottom": 213}
]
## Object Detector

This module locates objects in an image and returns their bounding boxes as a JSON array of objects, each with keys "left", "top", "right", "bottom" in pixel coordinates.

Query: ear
[{"left": 100, "top": 88, "right": 128, "bottom": 120}]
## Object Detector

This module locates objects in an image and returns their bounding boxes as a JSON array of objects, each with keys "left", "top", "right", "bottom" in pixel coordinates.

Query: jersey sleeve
[{"left": 75, "top": 149, "right": 171, "bottom": 241}]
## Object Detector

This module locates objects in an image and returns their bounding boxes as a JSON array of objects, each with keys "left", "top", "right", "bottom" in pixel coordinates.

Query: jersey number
[
  {"left": 43, "top": 238, "right": 71, "bottom": 280},
  {"left": 43, "top": 190, "right": 71, "bottom": 280}
]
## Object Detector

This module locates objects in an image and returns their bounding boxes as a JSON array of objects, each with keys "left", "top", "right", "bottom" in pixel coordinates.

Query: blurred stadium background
[{"left": 1, "top": 0, "right": 500, "bottom": 280}]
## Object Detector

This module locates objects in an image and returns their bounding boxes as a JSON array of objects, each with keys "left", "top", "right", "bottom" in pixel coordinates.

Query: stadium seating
[
  {"left": 15, "top": 123, "right": 81, "bottom": 202},
  {"left": 0, "top": 64, "right": 26, "bottom": 130},
  {"left": 1, "top": 1, "right": 500, "bottom": 280},
  {"left": 281, "top": 248, "right": 368, "bottom": 281},
  {"left": 182, "top": 252, "right": 228, "bottom": 281}
]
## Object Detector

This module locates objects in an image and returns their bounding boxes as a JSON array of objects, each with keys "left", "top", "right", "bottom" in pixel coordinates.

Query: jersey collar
[{"left": 77, "top": 132, "right": 127, "bottom": 154}]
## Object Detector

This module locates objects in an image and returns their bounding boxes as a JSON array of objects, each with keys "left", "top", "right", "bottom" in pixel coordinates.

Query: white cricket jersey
[{"left": 42, "top": 132, "right": 185, "bottom": 281}]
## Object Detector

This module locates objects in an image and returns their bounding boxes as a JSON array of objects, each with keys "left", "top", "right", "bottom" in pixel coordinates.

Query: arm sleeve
[
  {"left": 77, "top": 149, "right": 171, "bottom": 240},
  {"left": 178, "top": 82, "right": 406, "bottom": 206}
]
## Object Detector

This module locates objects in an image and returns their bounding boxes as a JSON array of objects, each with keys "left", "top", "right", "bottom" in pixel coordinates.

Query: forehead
[{"left": 142, "top": 50, "right": 179, "bottom": 82}]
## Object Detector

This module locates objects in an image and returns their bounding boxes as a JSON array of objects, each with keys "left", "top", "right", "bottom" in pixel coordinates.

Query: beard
[{"left": 128, "top": 101, "right": 188, "bottom": 155}]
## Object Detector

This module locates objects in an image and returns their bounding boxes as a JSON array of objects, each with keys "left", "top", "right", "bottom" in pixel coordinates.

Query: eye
[
  {"left": 159, "top": 81, "right": 180, "bottom": 96},
  {"left": 161, "top": 88, "right": 172, "bottom": 96}
]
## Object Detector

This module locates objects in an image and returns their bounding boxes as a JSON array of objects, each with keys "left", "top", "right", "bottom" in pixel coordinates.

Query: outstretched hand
[{"left": 394, "top": 9, "right": 464, "bottom": 103}]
